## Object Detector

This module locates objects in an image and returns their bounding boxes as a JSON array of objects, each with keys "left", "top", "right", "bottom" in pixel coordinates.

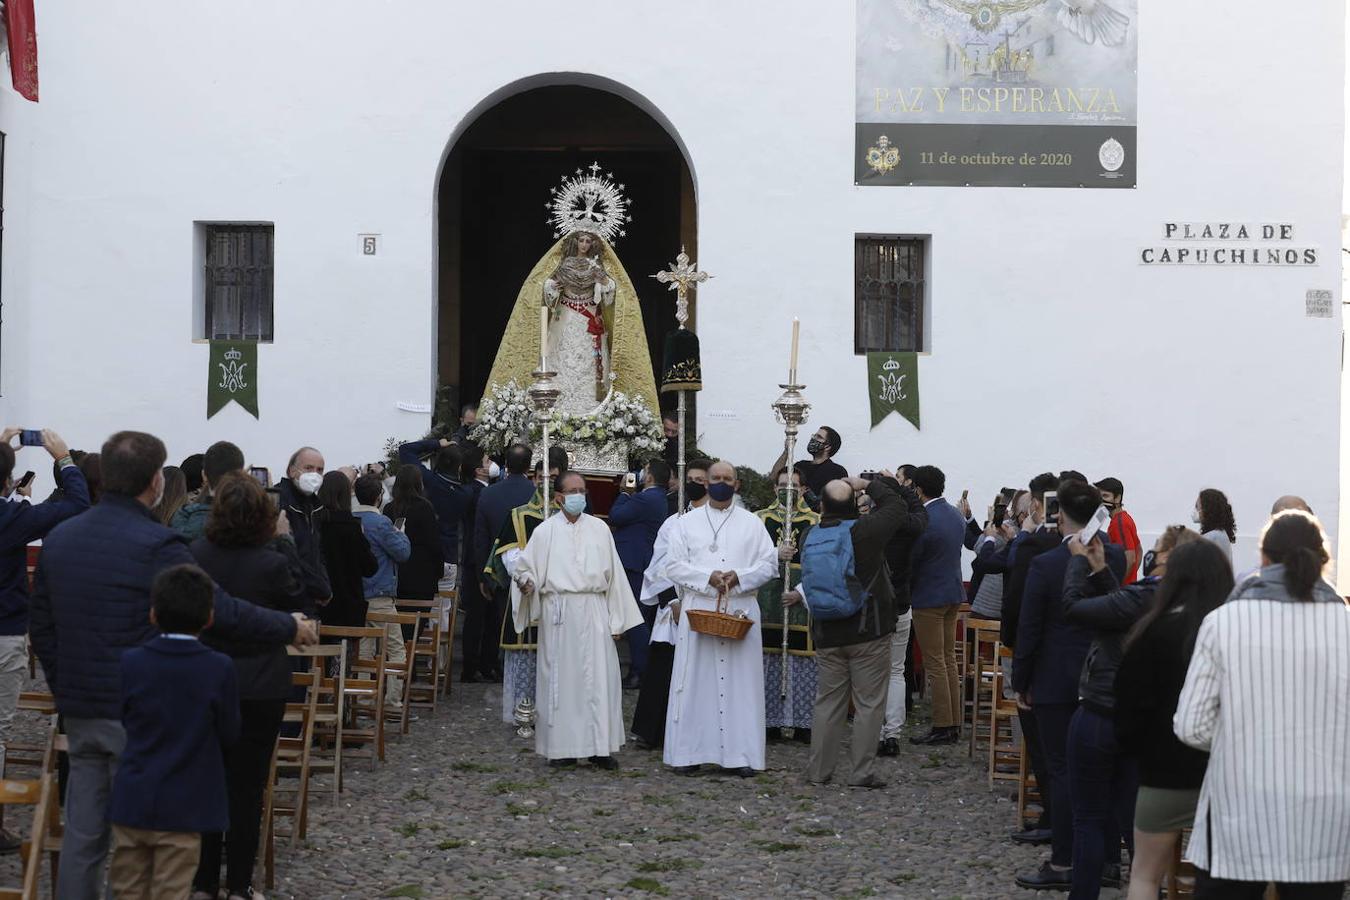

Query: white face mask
[
  {"left": 296, "top": 471, "right": 323, "bottom": 495},
  {"left": 487, "top": 461, "right": 501, "bottom": 481},
  {"left": 1191, "top": 508, "right": 1202, "bottom": 525}
]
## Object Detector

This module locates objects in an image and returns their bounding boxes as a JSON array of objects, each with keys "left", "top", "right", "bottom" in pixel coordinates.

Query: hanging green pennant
[
  {"left": 207, "top": 341, "right": 259, "bottom": 419},
  {"left": 867, "top": 351, "right": 919, "bottom": 429}
]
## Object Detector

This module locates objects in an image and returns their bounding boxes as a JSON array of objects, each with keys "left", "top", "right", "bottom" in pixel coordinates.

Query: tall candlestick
[
  {"left": 789, "top": 317, "right": 800, "bottom": 383},
  {"left": 539, "top": 305, "right": 549, "bottom": 367}
]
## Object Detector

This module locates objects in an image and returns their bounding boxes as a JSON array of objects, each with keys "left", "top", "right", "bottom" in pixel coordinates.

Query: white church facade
[{"left": 0, "top": 0, "right": 1344, "bottom": 572}]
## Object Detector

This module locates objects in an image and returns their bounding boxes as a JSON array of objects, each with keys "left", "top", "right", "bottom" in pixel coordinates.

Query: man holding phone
[{"left": 0, "top": 427, "right": 88, "bottom": 852}]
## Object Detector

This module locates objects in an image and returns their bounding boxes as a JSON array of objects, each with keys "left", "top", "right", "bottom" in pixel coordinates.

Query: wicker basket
[{"left": 686, "top": 593, "right": 753, "bottom": 641}]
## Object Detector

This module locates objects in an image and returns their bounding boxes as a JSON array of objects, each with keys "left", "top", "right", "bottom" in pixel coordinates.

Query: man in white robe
[
  {"left": 511, "top": 472, "right": 644, "bottom": 768},
  {"left": 662, "top": 460, "right": 779, "bottom": 775}
]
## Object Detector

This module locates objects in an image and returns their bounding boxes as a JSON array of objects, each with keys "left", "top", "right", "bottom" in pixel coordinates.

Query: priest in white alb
[
  {"left": 663, "top": 460, "right": 779, "bottom": 776},
  {"left": 511, "top": 471, "right": 644, "bottom": 769}
]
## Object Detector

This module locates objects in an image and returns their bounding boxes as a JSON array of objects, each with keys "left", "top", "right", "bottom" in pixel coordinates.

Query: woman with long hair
[
  {"left": 188, "top": 473, "right": 307, "bottom": 900},
  {"left": 150, "top": 465, "right": 187, "bottom": 526},
  {"left": 1173, "top": 511, "right": 1350, "bottom": 898},
  {"left": 384, "top": 464, "right": 444, "bottom": 600},
  {"left": 315, "top": 471, "right": 377, "bottom": 627},
  {"left": 1192, "top": 488, "right": 1236, "bottom": 565},
  {"left": 1113, "top": 537, "right": 1234, "bottom": 900}
]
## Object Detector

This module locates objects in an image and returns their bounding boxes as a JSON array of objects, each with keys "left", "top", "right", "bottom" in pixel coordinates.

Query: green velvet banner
[
  {"left": 867, "top": 351, "right": 919, "bottom": 430},
  {"left": 207, "top": 341, "right": 259, "bottom": 419}
]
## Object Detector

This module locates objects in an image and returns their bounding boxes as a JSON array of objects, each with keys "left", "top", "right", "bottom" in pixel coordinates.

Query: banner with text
[
  {"left": 867, "top": 352, "right": 920, "bottom": 430},
  {"left": 856, "top": 0, "right": 1137, "bottom": 188},
  {"left": 208, "top": 341, "right": 259, "bottom": 419}
]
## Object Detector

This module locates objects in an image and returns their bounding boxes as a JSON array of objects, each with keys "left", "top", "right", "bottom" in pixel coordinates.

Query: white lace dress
[{"left": 544, "top": 259, "right": 614, "bottom": 416}]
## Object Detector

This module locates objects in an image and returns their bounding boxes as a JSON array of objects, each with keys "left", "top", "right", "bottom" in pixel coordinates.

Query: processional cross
[
  {"left": 653, "top": 247, "right": 711, "bottom": 329},
  {"left": 652, "top": 248, "right": 712, "bottom": 511}
]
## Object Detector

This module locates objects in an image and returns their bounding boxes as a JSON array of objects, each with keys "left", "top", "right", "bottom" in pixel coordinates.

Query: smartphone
[
  {"left": 394, "top": 517, "right": 407, "bottom": 532},
  {"left": 1043, "top": 491, "right": 1061, "bottom": 526},
  {"left": 1000, "top": 487, "right": 1018, "bottom": 503},
  {"left": 992, "top": 500, "right": 1008, "bottom": 527},
  {"left": 622, "top": 472, "right": 637, "bottom": 489},
  {"left": 18, "top": 430, "right": 42, "bottom": 447},
  {"left": 1079, "top": 504, "right": 1112, "bottom": 545},
  {"left": 264, "top": 487, "right": 282, "bottom": 511},
  {"left": 16, "top": 471, "right": 35, "bottom": 491},
  {"left": 248, "top": 466, "right": 270, "bottom": 487},
  {"left": 961, "top": 488, "right": 969, "bottom": 502},
  {"left": 859, "top": 471, "right": 877, "bottom": 481}
]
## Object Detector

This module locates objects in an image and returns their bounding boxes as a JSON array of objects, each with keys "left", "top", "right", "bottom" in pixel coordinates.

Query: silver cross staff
[
  {"left": 653, "top": 247, "right": 711, "bottom": 329},
  {"left": 652, "top": 249, "right": 713, "bottom": 511}
]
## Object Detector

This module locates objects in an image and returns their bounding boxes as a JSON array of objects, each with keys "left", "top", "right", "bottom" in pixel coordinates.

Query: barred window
[
  {"left": 203, "top": 225, "right": 273, "bottom": 341},
  {"left": 854, "top": 235, "right": 925, "bottom": 354}
]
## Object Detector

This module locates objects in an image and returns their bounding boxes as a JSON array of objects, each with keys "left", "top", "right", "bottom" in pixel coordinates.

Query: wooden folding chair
[
  {"left": 318, "top": 625, "right": 388, "bottom": 766},
  {"left": 437, "top": 588, "right": 458, "bottom": 698},
  {"left": 0, "top": 769, "right": 56, "bottom": 900},
  {"left": 988, "top": 647, "right": 1022, "bottom": 789},
  {"left": 965, "top": 618, "right": 1000, "bottom": 758},
  {"left": 367, "top": 610, "right": 420, "bottom": 736},
  {"left": 396, "top": 600, "right": 443, "bottom": 716},
  {"left": 4, "top": 693, "right": 56, "bottom": 777},
  {"left": 288, "top": 644, "right": 345, "bottom": 804}
]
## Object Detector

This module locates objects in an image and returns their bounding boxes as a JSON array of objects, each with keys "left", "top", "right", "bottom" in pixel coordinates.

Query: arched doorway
[{"left": 435, "top": 80, "right": 697, "bottom": 419}]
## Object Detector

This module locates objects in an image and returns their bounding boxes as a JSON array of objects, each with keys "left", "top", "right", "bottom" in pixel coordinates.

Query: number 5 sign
[{"left": 359, "top": 233, "right": 380, "bottom": 256}]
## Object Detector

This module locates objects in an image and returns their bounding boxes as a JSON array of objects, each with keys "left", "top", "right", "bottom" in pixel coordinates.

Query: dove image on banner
[{"left": 856, "top": 0, "right": 1137, "bottom": 187}]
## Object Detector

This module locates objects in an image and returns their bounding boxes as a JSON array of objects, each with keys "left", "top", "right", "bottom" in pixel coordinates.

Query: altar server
[
  {"left": 662, "top": 460, "right": 779, "bottom": 776},
  {"left": 511, "top": 472, "right": 643, "bottom": 768}
]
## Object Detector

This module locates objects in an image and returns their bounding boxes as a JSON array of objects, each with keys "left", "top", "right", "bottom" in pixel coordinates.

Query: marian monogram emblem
[
  {"left": 876, "top": 358, "right": 907, "bottom": 403},
  {"left": 866, "top": 135, "right": 901, "bottom": 175},
  {"left": 218, "top": 348, "right": 249, "bottom": 393}
]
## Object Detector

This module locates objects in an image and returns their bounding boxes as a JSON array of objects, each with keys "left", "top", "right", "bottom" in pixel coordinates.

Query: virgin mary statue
[{"left": 484, "top": 166, "right": 658, "bottom": 417}]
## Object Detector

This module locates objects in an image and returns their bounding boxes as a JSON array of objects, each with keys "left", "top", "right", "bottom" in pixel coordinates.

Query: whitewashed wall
[{"left": 0, "top": 0, "right": 1344, "bottom": 574}]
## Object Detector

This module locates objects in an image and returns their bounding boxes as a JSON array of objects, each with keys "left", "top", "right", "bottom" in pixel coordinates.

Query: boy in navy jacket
[{"left": 109, "top": 564, "right": 240, "bottom": 900}]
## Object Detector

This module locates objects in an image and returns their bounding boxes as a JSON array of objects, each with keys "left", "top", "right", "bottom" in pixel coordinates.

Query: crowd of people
[{"left": 0, "top": 409, "right": 1347, "bottom": 899}]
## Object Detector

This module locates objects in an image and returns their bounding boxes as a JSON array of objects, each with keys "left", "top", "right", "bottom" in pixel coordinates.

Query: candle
[
  {"left": 539, "top": 305, "right": 549, "bottom": 367},
  {"left": 788, "top": 317, "right": 800, "bottom": 382}
]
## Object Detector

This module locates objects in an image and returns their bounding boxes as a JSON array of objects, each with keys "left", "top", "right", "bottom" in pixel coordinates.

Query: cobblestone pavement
[{"left": 259, "top": 682, "right": 1124, "bottom": 900}]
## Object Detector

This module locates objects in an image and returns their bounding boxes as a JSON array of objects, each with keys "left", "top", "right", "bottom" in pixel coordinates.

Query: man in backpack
[{"left": 784, "top": 471, "right": 908, "bottom": 789}]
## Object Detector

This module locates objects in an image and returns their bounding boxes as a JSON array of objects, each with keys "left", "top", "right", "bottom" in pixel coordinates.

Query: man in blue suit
[
  {"left": 609, "top": 459, "right": 671, "bottom": 689},
  {"left": 1013, "top": 478, "right": 1126, "bottom": 893},
  {"left": 906, "top": 465, "right": 967, "bottom": 746}
]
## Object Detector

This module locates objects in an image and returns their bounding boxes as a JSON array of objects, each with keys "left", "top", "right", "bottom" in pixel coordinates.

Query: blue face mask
[
  {"left": 562, "top": 494, "right": 587, "bottom": 516},
  {"left": 707, "top": 482, "right": 735, "bottom": 503}
]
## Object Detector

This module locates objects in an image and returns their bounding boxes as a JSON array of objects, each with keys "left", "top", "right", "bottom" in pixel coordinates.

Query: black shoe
[
  {"left": 730, "top": 766, "right": 756, "bottom": 778},
  {"left": 1014, "top": 862, "right": 1072, "bottom": 891},
  {"left": 622, "top": 674, "right": 642, "bottom": 690},
  {"left": 675, "top": 765, "right": 701, "bottom": 776},
  {"left": 1101, "top": 864, "right": 1122, "bottom": 888},
  {"left": 588, "top": 755, "right": 619, "bottom": 770},
  {"left": 1010, "top": 827, "right": 1053, "bottom": 845},
  {"left": 877, "top": 737, "right": 900, "bottom": 757},
  {"left": 766, "top": 727, "right": 784, "bottom": 742},
  {"left": 909, "top": 727, "right": 959, "bottom": 746},
  {"left": 547, "top": 758, "right": 578, "bottom": 768},
  {"left": 847, "top": 775, "right": 887, "bottom": 789},
  {"left": 790, "top": 728, "right": 811, "bottom": 744}
]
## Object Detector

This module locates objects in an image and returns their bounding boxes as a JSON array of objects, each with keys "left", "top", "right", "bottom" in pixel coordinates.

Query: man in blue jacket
[
  {"left": 29, "top": 430, "right": 315, "bottom": 900},
  {"left": 0, "top": 426, "right": 89, "bottom": 851},
  {"left": 354, "top": 473, "right": 412, "bottom": 710},
  {"left": 906, "top": 465, "right": 967, "bottom": 746},
  {"left": 609, "top": 459, "right": 671, "bottom": 688},
  {"left": 1012, "top": 478, "right": 1126, "bottom": 893}
]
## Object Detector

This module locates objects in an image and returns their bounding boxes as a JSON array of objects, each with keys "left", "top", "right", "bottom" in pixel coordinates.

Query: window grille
[
  {"left": 204, "top": 225, "right": 273, "bottom": 341},
  {"left": 854, "top": 236, "right": 925, "bottom": 354}
]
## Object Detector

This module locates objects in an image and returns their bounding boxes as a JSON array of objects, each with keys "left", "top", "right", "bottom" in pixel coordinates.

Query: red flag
[{"left": 4, "top": 0, "right": 37, "bottom": 102}]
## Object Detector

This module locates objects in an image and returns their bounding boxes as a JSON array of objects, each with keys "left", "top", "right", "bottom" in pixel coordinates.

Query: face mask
[
  {"left": 685, "top": 482, "right": 707, "bottom": 503},
  {"left": 487, "top": 461, "right": 501, "bottom": 481},
  {"left": 1141, "top": 550, "right": 1159, "bottom": 578},
  {"left": 776, "top": 489, "right": 793, "bottom": 507},
  {"left": 1191, "top": 509, "right": 1202, "bottom": 525},
  {"left": 806, "top": 439, "right": 824, "bottom": 456},
  {"left": 562, "top": 494, "right": 587, "bottom": 516},
  {"left": 296, "top": 472, "right": 323, "bottom": 496},
  {"left": 707, "top": 482, "right": 735, "bottom": 503}
]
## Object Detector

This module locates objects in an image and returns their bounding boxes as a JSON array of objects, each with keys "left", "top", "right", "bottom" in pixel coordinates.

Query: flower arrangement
[
  {"left": 470, "top": 380, "right": 664, "bottom": 458},
  {"left": 469, "top": 381, "right": 534, "bottom": 455}
]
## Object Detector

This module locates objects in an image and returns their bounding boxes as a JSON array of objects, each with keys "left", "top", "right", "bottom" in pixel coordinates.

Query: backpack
[{"left": 800, "top": 520, "right": 881, "bottom": 624}]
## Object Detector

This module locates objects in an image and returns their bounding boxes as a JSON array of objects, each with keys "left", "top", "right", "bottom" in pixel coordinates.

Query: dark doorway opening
[{"left": 437, "top": 85, "right": 696, "bottom": 419}]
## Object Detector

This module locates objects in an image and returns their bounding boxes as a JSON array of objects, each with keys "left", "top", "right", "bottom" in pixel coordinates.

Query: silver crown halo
[{"left": 546, "top": 162, "right": 632, "bottom": 244}]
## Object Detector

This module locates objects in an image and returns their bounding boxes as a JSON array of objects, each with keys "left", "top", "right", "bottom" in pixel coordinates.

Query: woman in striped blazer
[{"left": 1173, "top": 510, "right": 1350, "bottom": 899}]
